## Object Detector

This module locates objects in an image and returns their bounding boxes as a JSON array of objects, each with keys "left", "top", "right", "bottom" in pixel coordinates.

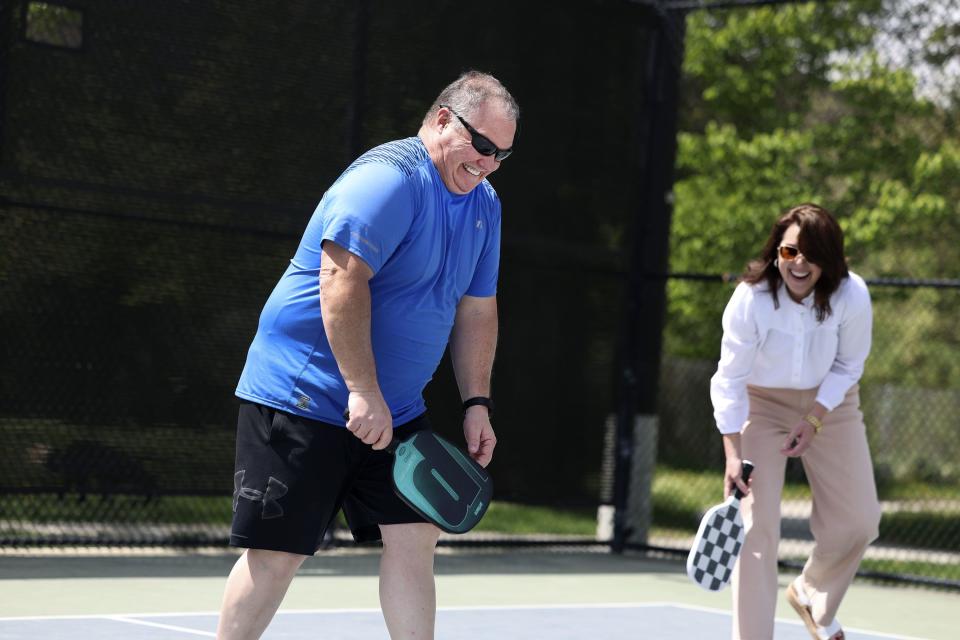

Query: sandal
[{"left": 786, "top": 576, "right": 844, "bottom": 640}]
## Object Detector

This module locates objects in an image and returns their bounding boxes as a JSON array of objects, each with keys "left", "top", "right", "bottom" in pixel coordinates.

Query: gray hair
[{"left": 422, "top": 70, "right": 520, "bottom": 125}]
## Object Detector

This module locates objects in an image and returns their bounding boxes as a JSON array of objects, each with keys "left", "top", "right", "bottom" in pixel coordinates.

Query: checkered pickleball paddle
[{"left": 686, "top": 460, "right": 754, "bottom": 591}]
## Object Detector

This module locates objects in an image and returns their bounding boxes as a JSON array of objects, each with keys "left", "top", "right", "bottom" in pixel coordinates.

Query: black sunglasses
[{"left": 440, "top": 104, "right": 513, "bottom": 161}]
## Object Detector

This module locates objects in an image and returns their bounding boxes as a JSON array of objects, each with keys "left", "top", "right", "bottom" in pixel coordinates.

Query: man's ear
[{"left": 436, "top": 106, "right": 453, "bottom": 130}]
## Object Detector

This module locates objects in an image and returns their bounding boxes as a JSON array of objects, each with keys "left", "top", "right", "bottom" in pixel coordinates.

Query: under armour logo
[
  {"left": 233, "top": 471, "right": 288, "bottom": 519},
  {"left": 476, "top": 219, "right": 483, "bottom": 230}
]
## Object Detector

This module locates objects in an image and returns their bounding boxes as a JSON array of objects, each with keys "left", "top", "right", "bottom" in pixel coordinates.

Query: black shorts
[{"left": 229, "top": 401, "right": 429, "bottom": 555}]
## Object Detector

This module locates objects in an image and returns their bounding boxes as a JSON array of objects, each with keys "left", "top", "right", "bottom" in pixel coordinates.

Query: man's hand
[
  {"left": 463, "top": 406, "right": 496, "bottom": 467},
  {"left": 345, "top": 391, "right": 393, "bottom": 450}
]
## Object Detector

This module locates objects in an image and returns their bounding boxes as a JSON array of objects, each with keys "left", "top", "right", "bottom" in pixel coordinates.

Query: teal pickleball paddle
[
  {"left": 343, "top": 411, "right": 493, "bottom": 534},
  {"left": 386, "top": 429, "right": 492, "bottom": 534}
]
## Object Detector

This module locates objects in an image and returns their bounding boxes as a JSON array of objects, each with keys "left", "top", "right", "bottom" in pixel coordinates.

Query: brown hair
[{"left": 742, "top": 203, "right": 849, "bottom": 322}]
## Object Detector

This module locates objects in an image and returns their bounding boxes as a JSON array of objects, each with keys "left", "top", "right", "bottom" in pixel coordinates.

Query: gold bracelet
[{"left": 803, "top": 414, "right": 823, "bottom": 434}]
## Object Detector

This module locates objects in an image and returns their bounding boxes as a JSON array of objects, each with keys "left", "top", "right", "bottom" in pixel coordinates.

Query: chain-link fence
[
  {"left": 1, "top": 0, "right": 959, "bottom": 589},
  {"left": 0, "top": 0, "right": 649, "bottom": 545},
  {"left": 647, "top": 276, "right": 960, "bottom": 588}
]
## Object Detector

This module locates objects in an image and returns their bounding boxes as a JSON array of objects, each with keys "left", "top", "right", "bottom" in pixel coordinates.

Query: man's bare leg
[
  {"left": 379, "top": 523, "right": 441, "bottom": 639},
  {"left": 216, "top": 548, "right": 307, "bottom": 640}
]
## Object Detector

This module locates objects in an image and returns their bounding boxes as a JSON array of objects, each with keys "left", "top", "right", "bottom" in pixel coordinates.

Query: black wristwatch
[{"left": 462, "top": 396, "right": 493, "bottom": 417}]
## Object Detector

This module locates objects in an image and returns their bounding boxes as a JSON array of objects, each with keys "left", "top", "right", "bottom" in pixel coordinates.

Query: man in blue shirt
[{"left": 216, "top": 71, "right": 519, "bottom": 640}]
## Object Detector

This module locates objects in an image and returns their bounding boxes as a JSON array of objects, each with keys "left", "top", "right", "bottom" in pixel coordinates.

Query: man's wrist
[{"left": 462, "top": 396, "right": 493, "bottom": 417}]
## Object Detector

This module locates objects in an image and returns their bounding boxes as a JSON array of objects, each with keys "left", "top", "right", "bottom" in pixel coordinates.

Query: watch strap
[{"left": 462, "top": 396, "right": 493, "bottom": 416}]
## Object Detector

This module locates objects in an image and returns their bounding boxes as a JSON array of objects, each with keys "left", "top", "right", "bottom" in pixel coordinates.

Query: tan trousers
[{"left": 731, "top": 385, "right": 881, "bottom": 640}]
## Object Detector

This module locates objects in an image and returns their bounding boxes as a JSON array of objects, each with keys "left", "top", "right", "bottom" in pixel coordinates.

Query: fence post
[
  {"left": 612, "top": 5, "right": 685, "bottom": 553},
  {"left": 626, "top": 414, "right": 659, "bottom": 544}
]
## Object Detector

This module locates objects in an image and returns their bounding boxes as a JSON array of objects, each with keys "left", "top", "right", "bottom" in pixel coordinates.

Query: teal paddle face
[{"left": 390, "top": 431, "right": 492, "bottom": 534}]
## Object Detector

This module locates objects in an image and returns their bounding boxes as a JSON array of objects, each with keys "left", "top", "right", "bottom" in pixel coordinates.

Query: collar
[{"left": 778, "top": 281, "right": 815, "bottom": 308}]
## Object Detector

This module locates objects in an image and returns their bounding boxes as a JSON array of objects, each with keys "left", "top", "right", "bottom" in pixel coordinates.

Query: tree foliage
[{"left": 668, "top": 0, "right": 960, "bottom": 392}]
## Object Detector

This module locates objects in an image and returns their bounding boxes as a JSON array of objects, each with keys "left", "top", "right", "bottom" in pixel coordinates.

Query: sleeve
[
  {"left": 319, "top": 163, "right": 416, "bottom": 274},
  {"left": 815, "top": 276, "right": 873, "bottom": 410},
  {"left": 465, "top": 201, "right": 501, "bottom": 297},
  {"left": 710, "top": 283, "right": 761, "bottom": 435}
]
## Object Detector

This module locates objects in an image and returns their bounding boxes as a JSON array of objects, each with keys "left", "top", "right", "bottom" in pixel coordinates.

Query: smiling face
[
  {"left": 430, "top": 102, "right": 516, "bottom": 195},
  {"left": 777, "top": 223, "right": 823, "bottom": 302}
]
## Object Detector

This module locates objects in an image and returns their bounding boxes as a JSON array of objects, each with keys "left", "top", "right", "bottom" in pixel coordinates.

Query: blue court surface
[{"left": 0, "top": 603, "right": 925, "bottom": 639}]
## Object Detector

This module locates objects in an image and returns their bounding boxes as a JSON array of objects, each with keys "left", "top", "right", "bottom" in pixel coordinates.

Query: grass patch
[
  {"left": 859, "top": 558, "right": 960, "bottom": 584},
  {"left": 651, "top": 466, "right": 811, "bottom": 529},
  {"left": 879, "top": 511, "right": 960, "bottom": 552},
  {"left": 0, "top": 494, "right": 599, "bottom": 536},
  {"left": 0, "top": 494, "right": 233, "bottom": 524},
  {"left": 3, "top": 467, "right": 959, "bottom": 550},
  {"left": 474, "top": 502, "right": 595, "bottom": 536},
  {"left": 877, "top": 480, "right": 960, "bottom": 501}
]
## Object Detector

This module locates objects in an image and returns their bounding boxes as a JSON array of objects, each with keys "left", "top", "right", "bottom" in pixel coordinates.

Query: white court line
[
  {"left": 106, "top": 616, "right": 216, "bottom": 637},
  {"left": 278, "top": 602, "right": 676, "bottom": 614},
  {"left": 280, "top": 602, "right": 936, "bottom": 640},
  {"left": 0, "top": 603, "right": 932, "bottom": 640},
  {"left": 659, "top": 603, "right": 931, "bottom": 640}
]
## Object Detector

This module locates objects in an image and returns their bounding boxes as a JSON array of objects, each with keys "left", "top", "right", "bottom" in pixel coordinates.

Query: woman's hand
[
  {"left": 780, "top": 419, "right": 816, "bottom": 457},
  {"left": 724, "top": 455, "right": 751, "bottom": 500},
  {"left": 722, "top": 433, "right": 750, "bottom": 500}
]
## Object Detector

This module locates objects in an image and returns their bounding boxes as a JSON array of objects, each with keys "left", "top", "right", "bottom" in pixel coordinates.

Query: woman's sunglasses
[
  {"left": 778, "top": 245, "right": 804, "bottom": 261},
  {"left": 440, "top": 104, "right": 513, "bottom": 161}
]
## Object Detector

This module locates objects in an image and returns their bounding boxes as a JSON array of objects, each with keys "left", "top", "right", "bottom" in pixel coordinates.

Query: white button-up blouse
[{"left": 710, "top": 272, "right": 873, "bottom": 435}]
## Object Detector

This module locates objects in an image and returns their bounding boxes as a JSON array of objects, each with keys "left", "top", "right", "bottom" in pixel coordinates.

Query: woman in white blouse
[{"left": 710, "top": 204, "right": 881, "bottom": 640}]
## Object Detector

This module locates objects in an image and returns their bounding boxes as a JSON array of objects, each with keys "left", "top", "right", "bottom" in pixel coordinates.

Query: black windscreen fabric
[{"left": 0, "top": 0, "right": 657, "bottom": 544}]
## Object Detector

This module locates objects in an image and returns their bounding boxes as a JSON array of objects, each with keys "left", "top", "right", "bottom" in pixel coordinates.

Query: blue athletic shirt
[{"left": 236, "top": 137, "right": 502, "bottom": 426}]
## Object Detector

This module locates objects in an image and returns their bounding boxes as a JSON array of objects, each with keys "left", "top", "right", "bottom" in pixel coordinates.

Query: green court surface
[{"left": 1, "top": 547, "right": 957, "bottom": 639}]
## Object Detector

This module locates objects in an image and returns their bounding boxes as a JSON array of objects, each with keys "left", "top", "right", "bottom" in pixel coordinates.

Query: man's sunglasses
[{"left": 440, "top": 104, "right": 513, "bottom": 161}]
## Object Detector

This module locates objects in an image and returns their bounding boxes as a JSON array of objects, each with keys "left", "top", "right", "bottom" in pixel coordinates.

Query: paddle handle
[
  {"left": 733, "top": 460, "right": 754, "bottom": 500},
  {"left": 342, "top": 409, "right": 399, "bottom": 454}
]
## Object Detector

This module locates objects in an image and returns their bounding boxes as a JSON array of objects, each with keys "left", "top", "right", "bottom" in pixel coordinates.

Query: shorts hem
[
  {"left": 229, "top": 536, "right": 317, "bottom": 556},
  {"left": 350, "top": 516, "right": 431, "bottom": 544}
]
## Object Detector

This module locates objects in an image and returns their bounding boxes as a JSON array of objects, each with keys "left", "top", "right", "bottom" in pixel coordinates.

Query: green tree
[{"left": 669, "top": 1, "right": 960, "bottom": 369}]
